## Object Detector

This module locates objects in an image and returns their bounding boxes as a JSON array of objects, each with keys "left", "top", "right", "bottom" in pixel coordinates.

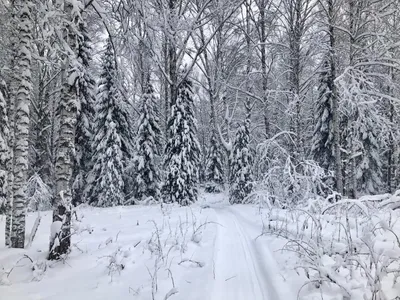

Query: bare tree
[
  {"left": 48, "top": 0, "right": 83, "bottom": 259},
  {"left": 10, "top": 0, "right": 34, "bottom": 248}
]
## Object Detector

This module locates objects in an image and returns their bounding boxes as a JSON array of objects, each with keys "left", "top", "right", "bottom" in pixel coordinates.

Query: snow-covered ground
[
  {"left": 0, "top": 193, "right": 300, "bottom": 300},
  {"left": 2, "top": 192, "right": 400, "bottom": 300}
]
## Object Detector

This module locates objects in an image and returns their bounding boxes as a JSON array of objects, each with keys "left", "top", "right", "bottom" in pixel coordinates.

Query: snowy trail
[
  {"left": 211, "top": 206, "right": 295, "bottom": 300},
  {"left": 0, "top": 197, "right": 297, "bottom": 300}
]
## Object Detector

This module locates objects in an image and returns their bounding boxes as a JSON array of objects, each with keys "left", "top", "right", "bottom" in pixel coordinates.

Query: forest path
[{"left": 210, "top": 205, "right": 295, "bottom": 300}]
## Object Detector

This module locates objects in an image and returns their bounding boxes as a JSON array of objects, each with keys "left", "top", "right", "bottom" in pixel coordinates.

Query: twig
[{"left": 225, "top": 275, "right": 237, "bottom": 281}]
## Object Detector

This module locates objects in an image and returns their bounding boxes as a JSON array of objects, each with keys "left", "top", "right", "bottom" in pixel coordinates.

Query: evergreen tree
[
  {"left": 229, "top": 120, "right": 253, "bottom": 204},
  {"left": 353, "top": 106, "right": 383, "bottom": 195},
  {"left": 205, "top": 130, "right": 225, "bottom": 192},
  {"left": 311, "top": 59, "right": 335, "bottom": 171},
  {"left": 130, "top": 83, "right": 162, "bottom": 202},
  {"left": 163, "top": 77, "right": 201, "bottom": 206},
  {"left": 72, "top": 20, "right": 96, "bottom": 206},
  {"left": 86, "top": 38, "right": 133, "bottom": 207}
]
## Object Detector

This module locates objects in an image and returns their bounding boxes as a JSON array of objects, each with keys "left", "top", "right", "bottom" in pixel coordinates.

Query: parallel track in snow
[{"left": 211, "top": 207, "right": 294, "bottom": 300}]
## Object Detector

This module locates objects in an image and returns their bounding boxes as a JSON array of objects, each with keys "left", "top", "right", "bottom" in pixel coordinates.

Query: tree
[
  {"left": 85, "top": 38, "right": 132, "bottom": 207},
  {"left": 10, "top": 1, "right": 34, "bottom": 249},
  {"left": 336, "top": 0, "right": 394, "bottom": 197},
  {"left": 310, "top": 0, "right": 343, "bottom": 195},
  {"left": 130, "top": 83, "right": 162, "bottom": 202},
  {"left": 354, "top": 107, "right": 383, "bottom": 195},
  {"left": 282, "top": 0, "right": 317, "bottom": 159},
  {"left": 163, "top": 76, "right": 201, "bottom": 206},
  {"left": 72, "top": 20, "right": 96, "bottom": 206},
  {"left": 311, "top": 59, "right": 335, "bottom": 171},
  {"left": 0, "top": 80, "right": 8, "bottom": 214},
  {"left": 48, "top": 0, "right": 82, "bottom": 260},
  {"left": 205, "top": 130, "right": 225, "bottom": 192},
  {"left": 229, "top": 120, "right": 253, "bottom": 204}
]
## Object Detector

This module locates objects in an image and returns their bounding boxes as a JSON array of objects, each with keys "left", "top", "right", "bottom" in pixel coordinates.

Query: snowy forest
[{"left": 1, "top": 0, "right": 400, "bottom": 299}]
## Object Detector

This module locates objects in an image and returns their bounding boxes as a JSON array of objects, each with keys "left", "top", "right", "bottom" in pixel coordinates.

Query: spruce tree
[
  {"left": 130, "top": 83, "right": 162, "bottom": 202},
  {"left": 229, "top": 120, "right": 253, "bottom": 204},
  {"left": 311, "top": 59, "right": 335, "bottom": 171},
  {"left": 86, "top": 38, "right": 133, "bottom": 207},
  {"left": 354, "top": 107, "right": 383, "bottom": 195},
  {"left": 163, "top": 77, "right": 201, "bottom": 206},
  {"left": 205, "top": 130, "right": 225, "bottom": 193},
  {"left": 72, "top": 20, "right": 96, "bottom": 206}
]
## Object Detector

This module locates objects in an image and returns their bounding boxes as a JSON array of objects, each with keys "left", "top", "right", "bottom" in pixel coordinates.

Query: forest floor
[
  {"left": 5, "top": 192, "right": 400, "bottom": 300},
  {"left": 0, "top": 192, "right": 304, "bottom": 300}
]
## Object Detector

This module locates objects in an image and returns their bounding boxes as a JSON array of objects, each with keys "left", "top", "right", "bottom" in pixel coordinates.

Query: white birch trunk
[
  {"left": 0, "top": 84, "right": 9, "bottom": 246},
  {"left": 10, "top": 1, "right": 33, "bottom": 249},
  {"left": 48, "top": 0, "right": 80, "bottom": 259},
  {"left": 4, "top": 3, "right": 19, "bottom": 247}
]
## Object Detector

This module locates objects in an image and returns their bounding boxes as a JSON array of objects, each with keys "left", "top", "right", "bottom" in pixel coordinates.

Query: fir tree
[
  {"left": 130, "top": 83, "right": 162, "bottom": 202},
  {"left": 72, "top": 20, "right": 96, "bottom": 206},
  {"left": 86, "top": 38, "right": 133, "bottom": 207},
  {"left": 205, "top": 130, "right": 225, "bottom": 192},
  {"left": 163, "top": 77, "right": 201, "bottom": 206},
  {"left": 229, "top": 120, "right": 253, "bottom": 204},
  {"left": 311, "top": 59, "right": 335, "bottom": 171}
]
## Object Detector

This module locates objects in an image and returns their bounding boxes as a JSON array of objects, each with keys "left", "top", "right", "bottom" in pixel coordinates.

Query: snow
[
  {"left": 49, "top": 221, "right": 62, "bottom": 240},
  {"left": 0, "top": 193, "right": 299, "bottom": 300},
  {"left": 1, "top": 192, "right": 400, "bottom": 300}
]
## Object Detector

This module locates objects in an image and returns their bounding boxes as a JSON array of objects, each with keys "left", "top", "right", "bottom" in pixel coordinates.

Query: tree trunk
[
  {"left": 10, "top": 2, "right": 33, "bottom": 249},
  {"left": 0, "top": 82, "right": 10, "bottom": 247},
  {"left": 48, "top": 66, "right": 77, "bottom": 259},
  {"left": 328, "top": 0, "right": 343, "bottom": 195},
  {"left": 168, "top": 0, "right": 178, "bottom": 110},
  {"left": 259, "top": 0, "right": 270, "bottom": 138},
  {"left": 48, "top": 1, "right": 79, "bottom": 260},
  {"left": 4, "top": 2, "right": 19, "bottom": 247}
]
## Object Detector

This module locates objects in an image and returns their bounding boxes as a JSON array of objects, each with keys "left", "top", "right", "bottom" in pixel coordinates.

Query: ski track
[
  {"left": 211, "top": 206, "right": 294, "bottom": 300},
  {"left": 0, "top": 195, "right": 296, "bottom": 300}
]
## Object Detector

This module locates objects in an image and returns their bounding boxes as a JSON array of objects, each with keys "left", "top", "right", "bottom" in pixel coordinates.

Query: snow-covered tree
[
  {"left": 311, "top": 59, "right": 335, "bottom": 171},
  {"left": 86, "top": 38, "right": 132, "bottom": 207},
  {"left": 344, "top": 104, "right": 384, "bottom": 196},
  {"left": 205, "top": 130, "right": 225, "bottom": 192},
  {"left": 163, "top": 77, "right": 201, "bottom": 206},
  {"left": 129, "top": 83, "right": 162, "bottom": 202},
  {"left": 355, "top": 108, "right": 383, "bottom": 195},
  {"left": 229, "top": 120, "right": 253, "bottom": 204},
  {"left": 10, "top": 1, "right": 33, "bottom": 248},
  {"left": 72, "top": 20, "right": 96, "bottom": 206},
  {"left": 0, "top": 80, "right": 8, "bottom": 214},
  {"left": 49, "top": 0, "right": 84, "bottom": 260}
]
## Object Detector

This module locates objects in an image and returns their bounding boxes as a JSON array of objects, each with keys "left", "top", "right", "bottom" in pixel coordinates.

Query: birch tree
[
  {"left": 0, "top": 80, "right": 8, "bottom": 215},
  {"left": 10, "top": 0, "right": 34, "bottom": 249},
  {"left": 48, "top": 0, "right": 82, "bottom": 259}
]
